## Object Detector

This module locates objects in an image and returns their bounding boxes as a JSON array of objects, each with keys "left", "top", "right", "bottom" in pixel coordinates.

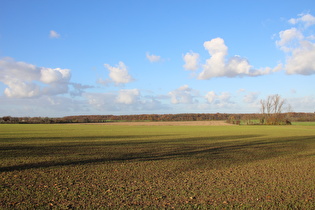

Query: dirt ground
[{"left": 98, "top": 120, "right": 234, "bottom": 126}]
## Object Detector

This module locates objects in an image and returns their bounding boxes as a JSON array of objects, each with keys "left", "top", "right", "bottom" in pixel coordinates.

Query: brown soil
[{"left": 97, "top": 120, "right": 234, "bottom": 126}]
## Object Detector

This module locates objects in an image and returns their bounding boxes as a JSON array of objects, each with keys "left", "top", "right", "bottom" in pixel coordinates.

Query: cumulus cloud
[
  {"left": 169, "top": 85, "right": 198, "bottom": 104},
  {"left": 40, "top": 68, "right": 71, "bottom": 83},
  {"left": 146, "top": 52, "right": 161, "bottom": 62},
  {"left": 70, "top": 83, "right": 94, "bottom": 97},
  {"left": 84, "top": 90, "right": 167, "bottom": 113},
  {"left": 218, "top": 92, "right": 232, "bottom": 103},
  {"left": 243, "top": 92, "right": 260, "bottom": 103},
  {"left": 96, "top": 78, "right": 111, "bottom": 86},
  {"left": 186, "top": 37, "right": 280, "bottom": 80},
  {"left": 0, "top": 95, "right": 88, "bottom": 117},
  {"left": 49, "top": 30, "right": 60, "bottom": 39},
  {"left": 185, "top": 14, "right": 315, "bottom": 79},
  {"left": 285, "top": 41, "right": 315, "bottom": 75},
  {"left": 183, "top": 51, "right": 200, "bottom": 71},
  {"left": 85, "top": 92, "right": 118, "bottom": 110},
  {"left": 205, "top": 91, "right": 216, "bottom": 103},
  {"left": 0, "top": 57, "right": 71, "bottom": 98},
  {"left": 288, "top": 96, "right": 315, "bottom": 112},
  {"left": 4, "top": 80, "right": 40, "bottom": 98},
  {"left": 276, "top": 28, "right": 304, "bottom": 52},
  {"left": 205, "top": 91, "right": 234, "bottom": 107},
  {"left": 238, "top": 88, "right": 246, "bottom": 93},
  {"left": 277, "top": 13, "right": 315, "bottom": 75},
  {"left": 116, "top": 89, "right": 140, "bottom": 104},
  {"left": 289, "top": 13, "right": 315, "bottom": 27},
  {"left": 104, "top": 62, "right": 134, "bottom": 84}
]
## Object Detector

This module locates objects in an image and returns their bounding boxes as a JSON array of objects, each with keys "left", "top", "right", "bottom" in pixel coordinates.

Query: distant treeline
[{"left": 1, "top": 112, "right": 315, "bottom": 124}]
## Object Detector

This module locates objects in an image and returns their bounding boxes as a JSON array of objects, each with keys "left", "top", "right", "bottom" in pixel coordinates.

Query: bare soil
[{"left": 99, "top": 120, "right": 234, "bottom": 126}]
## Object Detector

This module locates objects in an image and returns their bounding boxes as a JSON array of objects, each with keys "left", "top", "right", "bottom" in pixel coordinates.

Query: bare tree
[{"left": 260, "top": 94, "right": 289, "bottom": 125}]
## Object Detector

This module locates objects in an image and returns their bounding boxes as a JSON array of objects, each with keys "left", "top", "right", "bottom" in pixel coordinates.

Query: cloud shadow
[{"left": 1, "top": 134, "right": 314, "bottom": 172}]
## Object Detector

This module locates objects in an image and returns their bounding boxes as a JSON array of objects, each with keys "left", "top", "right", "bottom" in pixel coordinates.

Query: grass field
[
  {"left": 292, "top": 121, "right": 315, "bottom": 126},
  {"left": 1, "top": 123, "right": 314, "bottom": 209}
]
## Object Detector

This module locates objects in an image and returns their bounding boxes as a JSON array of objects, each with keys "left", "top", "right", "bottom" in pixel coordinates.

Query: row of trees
[
  {"left": 1, "top": 113, "right": 232, "bottom": 124},
  {"left": 1, "top": 94, "right": 314, "bottom": 125},
  {"left": 1, "top": 112, "right": 315, "bottom": 124}
]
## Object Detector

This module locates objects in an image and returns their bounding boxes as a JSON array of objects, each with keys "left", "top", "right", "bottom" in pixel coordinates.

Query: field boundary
[{"left": 87, "top": 120, "right": 235, "bottom": 126}]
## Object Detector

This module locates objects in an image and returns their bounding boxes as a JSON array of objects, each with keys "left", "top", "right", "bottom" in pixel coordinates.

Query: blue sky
[{"left": 0, "top": 0, "right": 315, "bottom": 117}]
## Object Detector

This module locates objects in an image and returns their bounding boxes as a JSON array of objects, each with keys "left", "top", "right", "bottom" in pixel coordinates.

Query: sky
[{"left": 0, "top": 0, "right": 315, "bottom": 117}]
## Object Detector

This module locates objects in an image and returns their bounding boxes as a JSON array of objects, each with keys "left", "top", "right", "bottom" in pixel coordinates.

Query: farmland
[{"left": 1, "top": 123, "right": 315, "bottom": 209}]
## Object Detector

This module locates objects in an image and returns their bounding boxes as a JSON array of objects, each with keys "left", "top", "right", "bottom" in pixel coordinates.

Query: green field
[
  {"left": 1, "top": 123, "right": 314, "bottom": 209},
  {"left": 292, "top": 121, "right": 315, "bottom": 126}
]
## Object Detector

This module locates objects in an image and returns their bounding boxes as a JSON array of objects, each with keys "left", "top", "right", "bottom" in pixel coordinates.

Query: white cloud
[
  {"left": 250, "top": 64, "right": 283, "bottom": 76},
  {"left": 4, "top": 80, "right": 40, "bottom": 98},
  {"left": 85, "top": 92, "right": 118, "bottom": 110},
  {"left": 146, "top": 52, "right": 161, "bottom": 62},
  {"left": 96, "top": 78, "right": 111, "bottom": 86},
  {"left": 0, "top": 57, "right": 39, "bottom": 81},
  {"left": 205, "top": 91, "right": 216, "bottom": 103},
  {"left": 243, "top": 92, "right": 259, "bottom": 103},
  {"left": 192, "top": 13, "right": 315, "bottom": 79},
  {"left": 205, "top": 91, "right": 234, "bottom": 108},
  {"left": 69, "top": 83, "right": 94, "bottom": 97},
  {"left": 276, "top": 28, "right": 304, "bottom": 52},
  {"left": 104, "top": 62, "right": 134, "bottom": 84},
  {"left": 0, "top": 95, "right": 88, "bottom": 117},
  {"left": 189, "top": 37, "right": 279, "bottom": 80},
  {"left": 49, "top": 30, "right": 60, "bottom": 39},
  {"left": 183, "top": 51, "right": 200, "bottom": 71},
  {"left": 116, "top": 89, "right": 140, "bottom": 104},
  {"left": 0, "top": 57, "right": 71, "bottom": 98},
  {"left": 285, "top": 40, "right": 315, "bottom": 75},
  {"left": 277, "top": 13, "right": 315, "bottom": 75},
  {"left": 185, "top": 14, "right": 315, "bottom": 80},
  {"left": 198, "top": 38, "right": 228, "bottom": 79},
  {"left": 226, "top": 56, "right": 252, "bottom": 75},
  {"left": 307, "top": 35, "right": 315, "bottom": 40},
  {"left": 289, "top": 13, "right": 315, "bottom": 27},
  {"left": 238, "top": 88, "right": 246, "bottom": 93},
  {"left": 169, "top": 85, "right": 198, "bottom": 104},
  {"left": 84, "top": 90, "right": 168, "bottom": 113},
  {"left": 288, "top": 96, "right": 315, "bottom": 112},
  {"left": 40, "top": 67, "right": 71, "bottom": 84},
  {"left": 218, "top": 92, "right": 232, "bottom": 103}
]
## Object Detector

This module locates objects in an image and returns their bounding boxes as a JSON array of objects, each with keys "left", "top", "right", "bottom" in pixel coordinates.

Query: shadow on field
[
  {"left": 1, "top": 134, "right": 314, "bottom": 172},
  {"left": 0, "top": 135, "right": 159, "bottom": 142}
]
